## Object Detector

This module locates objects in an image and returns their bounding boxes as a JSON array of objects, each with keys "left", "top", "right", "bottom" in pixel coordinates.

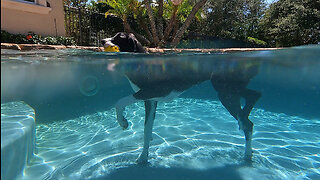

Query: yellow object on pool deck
[{"left": 104, "top": 46, "right": 120, "bottom": 52}]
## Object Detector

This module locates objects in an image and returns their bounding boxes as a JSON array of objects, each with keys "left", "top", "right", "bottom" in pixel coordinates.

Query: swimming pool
[{"left": 1, "top": 46, "right": 320, "bottom": 180}]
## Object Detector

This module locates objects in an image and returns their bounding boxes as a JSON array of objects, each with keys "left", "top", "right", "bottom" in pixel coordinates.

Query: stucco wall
[{"left": 1, "top": 0, "right": 66, "bottom": 36}]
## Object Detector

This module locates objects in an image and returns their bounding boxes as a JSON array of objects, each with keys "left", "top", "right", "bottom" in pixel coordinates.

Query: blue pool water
[{"left": 1, "top": 46, "right": 320, "bottom": 180}]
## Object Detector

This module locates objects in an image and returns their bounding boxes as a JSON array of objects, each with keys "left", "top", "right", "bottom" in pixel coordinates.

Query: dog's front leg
[
  {"left": 137, "top": 100, "right": 158, "bottom": 164},
  {"left": 115, "top": 95, "right": 139, "bottom": 129}
]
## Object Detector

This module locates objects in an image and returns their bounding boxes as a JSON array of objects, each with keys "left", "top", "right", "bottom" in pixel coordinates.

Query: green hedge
[
  {"left": 1, "top": 30, "right": 76, "bottom": 46},
  {"left": 247, "top": 37, "right": 267, "bottom": 47}
]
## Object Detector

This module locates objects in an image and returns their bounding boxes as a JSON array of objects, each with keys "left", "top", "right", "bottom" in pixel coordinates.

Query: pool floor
[{"left": 23, "top": 98, "right": 320, "bottom": 180}]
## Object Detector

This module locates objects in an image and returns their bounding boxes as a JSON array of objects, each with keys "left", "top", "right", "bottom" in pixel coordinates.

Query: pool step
[{"left": 1, "top": 101, "right": 36, "bottom": 180}]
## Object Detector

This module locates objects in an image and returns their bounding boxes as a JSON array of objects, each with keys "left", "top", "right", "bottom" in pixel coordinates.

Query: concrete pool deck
[{"left": 1, "top": 43, "right": 282, "bottom": 53}]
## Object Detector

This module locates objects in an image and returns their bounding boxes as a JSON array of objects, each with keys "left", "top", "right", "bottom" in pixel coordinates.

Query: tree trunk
[
  {"left": 157, "top": 0, "right": 164, "bottom": 41},
  {"left": 159, "top": 5, "right": 178, "bottom": 47},
  {"left": 172, "top": 18, "right": 179, "bottom": 39},
  {"left": 144, "top": 0, "right": 159, "bottom": 45},
  {"left": 123, "top": 17, "right": 132, "bottom": 33},
  {"left": 135, "top": 33, "right": 151, "bottom": 46},
  {"left": 141, "top": 22, "right": 154, "bottom": 43},
  {"left": 171, "top": 0, "right": 207, "bottom": 46},
  {"left": 137, "top": 16, "right": 153, "bottom": 42},
  {"left": 124, "top": 17, "right": 151, "bottom": 46}
]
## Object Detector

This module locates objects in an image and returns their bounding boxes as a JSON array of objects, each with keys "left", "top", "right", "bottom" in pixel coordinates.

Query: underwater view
[{"left": 1, "top": 46, "right": 320, "bottom": 180}]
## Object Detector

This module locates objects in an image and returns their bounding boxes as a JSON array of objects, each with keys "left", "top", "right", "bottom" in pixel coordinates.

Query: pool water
[{"left": 1, "top": 46, "right": 320, "bottom": 180}]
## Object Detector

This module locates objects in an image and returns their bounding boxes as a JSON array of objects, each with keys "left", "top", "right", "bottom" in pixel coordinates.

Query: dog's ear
[
  {"left": 128, "top": 33, "right": 135, "bottom": 38},
  {"left": 127, "top": 33, "right": 145, "bottom": 53},
  {"left": 128, "top": 34, "right": 137, "bottom": 52},
  {"left": 119, "top": 33, "right": 127, "bottom": 39}
]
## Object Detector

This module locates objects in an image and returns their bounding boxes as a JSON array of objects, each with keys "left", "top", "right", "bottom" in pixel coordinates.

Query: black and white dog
[
  {"left": 104, "top": 33, "right": 261, "bottom": 164},
  {"left": 101, "top": 32, "right": 146, "bottom": 53}
]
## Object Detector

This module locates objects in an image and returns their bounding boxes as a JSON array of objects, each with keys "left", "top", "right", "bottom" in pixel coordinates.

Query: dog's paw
[
  {"left": 136, "top": 154, "right": 148, "bottom": 165},
  {"left": 244, "top": 150, "right": 253, "bottom": 162},
  {"left": 117, "top": 117, "right": 128, "bottom": 130}
]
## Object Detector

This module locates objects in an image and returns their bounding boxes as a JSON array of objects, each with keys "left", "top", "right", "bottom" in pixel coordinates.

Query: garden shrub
[
  {"left": 1, "top": 30, "right": 76, "bottom": 46},
  {"left": 247, "top": 37, "right": 267, "bottom": 47}
]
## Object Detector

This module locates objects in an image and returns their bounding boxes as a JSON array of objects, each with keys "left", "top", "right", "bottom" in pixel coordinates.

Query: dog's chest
[
  {"left": 128, "top": 78, "right": 183, "bottom": 102},
  {"left": 128, "top": 78, "right": 140, "bottom": 92}
]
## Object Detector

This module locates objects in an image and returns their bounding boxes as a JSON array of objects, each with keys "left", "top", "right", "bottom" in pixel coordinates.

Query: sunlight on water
[{"left": 22, "top": 98, "right": 320, "bottom": 180}]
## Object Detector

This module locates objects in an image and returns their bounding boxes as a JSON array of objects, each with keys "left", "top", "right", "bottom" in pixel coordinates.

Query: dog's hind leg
[
  {"left": 217, "top": 92, "right": 254, "bottom": 161},
  {"left": 115, "top": 95, "right": 139, "bottom": 129},
  {"left": 137, "top": 100, "right": 158, "bottom": 164},
  {"left": 238, "top": 115, "right": 253, "bottom": 161},
  {"left": 240, "top": 88, "right": 261, "bottom": 119},
  {"left": 239, "top": 88, "right": 261, "bottom": 161},
  {"left": 217, "top": 92, "right": 242, "bottom": 125}
]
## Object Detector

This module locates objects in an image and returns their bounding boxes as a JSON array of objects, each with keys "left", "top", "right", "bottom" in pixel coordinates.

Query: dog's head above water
[{"left": 101, "top": 32, "right": 146, "bottom": 53}]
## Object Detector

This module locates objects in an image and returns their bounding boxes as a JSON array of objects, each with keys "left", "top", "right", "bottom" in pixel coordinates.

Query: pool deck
[{"left": 1, "top": 43, "right": 282, "bottom": 53}]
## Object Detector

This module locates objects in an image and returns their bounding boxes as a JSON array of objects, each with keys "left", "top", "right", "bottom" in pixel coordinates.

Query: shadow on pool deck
[{"left": 94, "top": 164, "right": 244, "bottom": 180}]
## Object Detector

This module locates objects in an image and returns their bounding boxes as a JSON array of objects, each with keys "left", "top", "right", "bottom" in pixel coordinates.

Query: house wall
[{"left": 1, "top": 0, "right": 66, "bottom": 36}]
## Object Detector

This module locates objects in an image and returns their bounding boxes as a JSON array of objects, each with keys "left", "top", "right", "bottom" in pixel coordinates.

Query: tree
[
  {"left": 104, "top": 0, "right": 208, "bottom": 47},
  {"left": 244, "top": 0, "right": 266, "bottom": 38},
  {"left": 202, "top": 0, "right": 246, "bottom": 39},
  {"left": 87, "top": 1, "right": 123, "bottom": 36},
  {"left": 201, "top": 0, "right": 266, "bottom": 41},
  {"left": 64, "top": 0, "right": 89, "bottom": 8},
  {"left": 172, "top": 0, "right": 207, "bottom": 46},
  {"left": 104, "top": 0, "right": 152, "bottom": 45},
  {"left": 144, "top": 0, "right": 159, "bottom": 44},
  {"left": 260, "top": 0, "right": 320, "bottom": 47}
]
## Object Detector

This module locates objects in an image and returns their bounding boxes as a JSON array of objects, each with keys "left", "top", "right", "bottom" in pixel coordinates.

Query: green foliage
[
  {"left": 260, "top": 0, "right": 320, "bottom": 47},
  {"left": 201, "top": 0, "right": 266, "bottom": 41},
  {"left": 61, "top": 0, "right": 318, "bottom": 48},
  {"left": 1, "top": 30, "right": 76, "bottom": 46},
  {"left": 55, "top": 36, "right": 77, "bottom": 45},
  {"left": 244, "top": 0, "right": 266, "bottom": 37},
  {"left": 176, "top": 0, "right": 206, "bottom": 35},
  {"left": 178, "top": 0, "right": 196, "bottom": 22},
  {"left": 87, "top": 1, "right": 113, "bottom": 13},
  {"left": 247, "top": 37, "right": 267, "bottom": 46},
  {"left": 94, "top": 0, "right": 208, "bottom": 46},
  {"left": 63, "top": 0, "right": 89, "bottom": 8},
  {"left": 104, "top": 0, "right": 137, "bottom": 19},
  {"left": 88, "top": 1, "right": 123, "bottom": 35},
  {"left": 64, "top": 0, "right": 123, "bottom": 45}
]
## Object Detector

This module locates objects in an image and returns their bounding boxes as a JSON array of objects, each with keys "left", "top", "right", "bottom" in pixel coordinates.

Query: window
[
  {"left": 19, "top": 0, "right": 48, "bottom": 7},
  {"left": 2, "top": 0, "right": 52, "bottom": 14}
]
